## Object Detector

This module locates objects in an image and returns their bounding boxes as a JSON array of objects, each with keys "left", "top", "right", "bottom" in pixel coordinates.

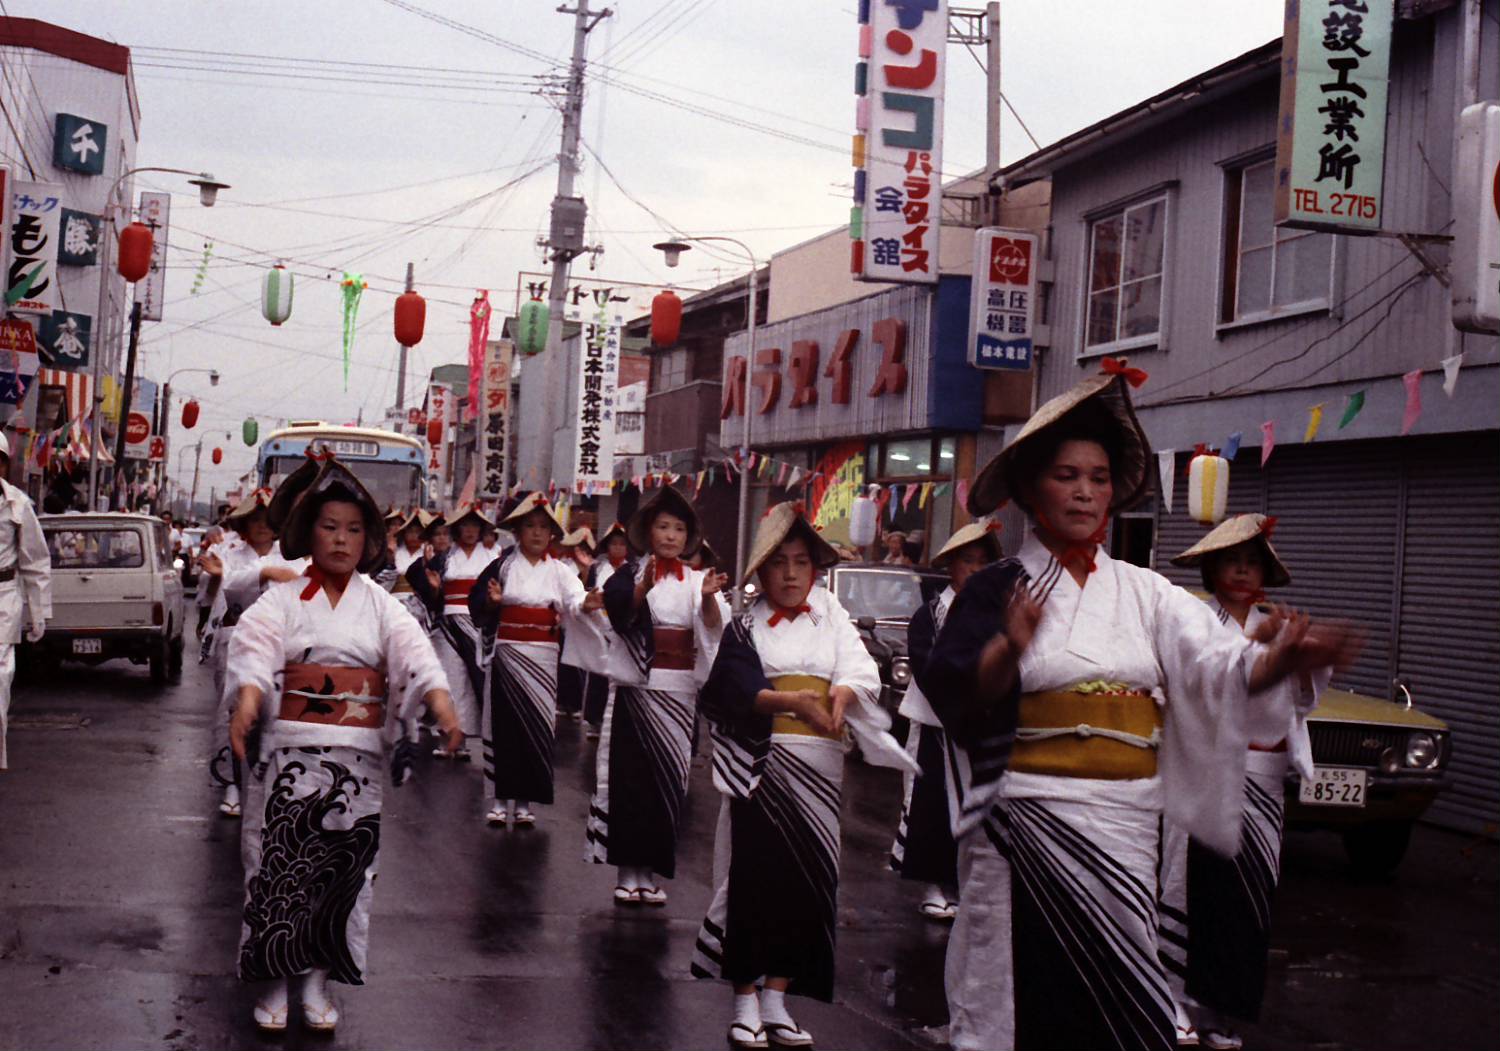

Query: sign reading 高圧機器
[
  {"left": 969, "top": 228, "right": 1038, "bottom": 371},
  {"left": 851, "top": 0, "right": 947, "bottom": 284},
  {"left": 1273, "top": 0, "right": 1393, "bottom": 233}
]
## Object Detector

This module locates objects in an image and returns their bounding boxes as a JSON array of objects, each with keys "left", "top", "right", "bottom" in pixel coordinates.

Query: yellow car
[{"left": 1288, "top": 679, "right": 1449, "bottom": 874}]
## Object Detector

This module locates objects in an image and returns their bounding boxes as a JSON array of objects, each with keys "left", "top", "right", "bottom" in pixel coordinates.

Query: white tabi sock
[
  {"left": 618, "top": 865, "right": 641, "bottom": 891},
  {"left": 759, "top": 987, "right": 795, "bottom": 1027},
  {"left": 733, "top": 991, "right": 761, "bottom": 1029}
]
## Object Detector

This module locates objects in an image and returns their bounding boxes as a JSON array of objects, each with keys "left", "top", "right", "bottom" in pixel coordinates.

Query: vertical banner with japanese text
[
  {"left": 8, "top": 180, "right": 64, "bottom": 314},
  {"left": 969, "top": 228, "right": 1038, "bottom": 370},
  {"left": 134, "top": 192, "right": 171, "bottom": 321},
  {"left": 479, "top": 339, "right": 514, "bottom": 500},
  {"left": 572, "top": 295, "right": 621, "bottom": 494},
  {"left": 851, "top": 0, "right": 946, "bottom": 283},
  {"left": 425, "top": 383, "right": 451, "bottom": 505},
  {"left": 1273, "top": 0, "right": 1392, "bottom": 232}
]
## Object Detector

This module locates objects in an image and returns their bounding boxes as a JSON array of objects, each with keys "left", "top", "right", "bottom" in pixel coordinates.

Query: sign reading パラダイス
[
  {"left": 850, "top": 0, "right": 947, "bottom": 284},
  {"left": 1273, "top": 0, "right": 1393, "bottom": 233},
  {"left": 969, "top": 228, "right": 1038, "bottom": 371}
]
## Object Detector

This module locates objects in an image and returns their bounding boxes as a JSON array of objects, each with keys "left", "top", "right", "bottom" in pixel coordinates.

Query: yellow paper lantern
[{"left": 1188, "top": 451, "right": 1230, "bottom": 524}]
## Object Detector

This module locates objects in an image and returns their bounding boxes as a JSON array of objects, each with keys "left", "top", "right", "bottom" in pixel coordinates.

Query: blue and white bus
[{"left": 256, "top": 422, "right": 427, "bottom": 511}]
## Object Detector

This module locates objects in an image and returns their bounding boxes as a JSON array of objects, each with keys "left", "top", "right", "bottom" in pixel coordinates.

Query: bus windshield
[{"left": 263, "top": 456, "right": 423, "bottom": 511}]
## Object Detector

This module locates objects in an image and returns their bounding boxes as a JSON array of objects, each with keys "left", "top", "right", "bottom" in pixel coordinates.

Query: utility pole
[
  {"left": 986, "top": 1, "right": 1001, "bottom": 224},
  {"left": 395, "top": 262, "right": 415, "bottom": 411}
]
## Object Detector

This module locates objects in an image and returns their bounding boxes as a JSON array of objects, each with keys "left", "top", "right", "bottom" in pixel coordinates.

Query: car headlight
[
  {"left": 1405, "top": 731, "right": 1441, "bottom": 769},
  {"left": 890, "top": 657, "right": 912, "bottom": 687}
]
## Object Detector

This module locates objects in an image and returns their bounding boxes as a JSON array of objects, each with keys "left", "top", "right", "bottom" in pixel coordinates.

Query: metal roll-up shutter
[{"left": 1396, "top": 433, "right": 1500, "bottom": 833}]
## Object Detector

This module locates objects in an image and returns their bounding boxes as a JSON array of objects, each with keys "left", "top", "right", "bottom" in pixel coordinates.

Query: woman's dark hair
[{"left": 1005, "top": 403, "right": 1124, "bottom": 513}]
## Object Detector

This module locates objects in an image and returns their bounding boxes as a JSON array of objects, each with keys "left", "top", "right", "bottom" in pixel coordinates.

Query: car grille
[{"left": 1308, "top": 722, "right": 1407, "bottom": 767}]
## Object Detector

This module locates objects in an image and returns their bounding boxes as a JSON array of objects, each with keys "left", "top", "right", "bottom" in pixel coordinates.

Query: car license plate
[
  {"left": 1299, "top": 766, "right": 1367, "bottom": 807},
  {"left": 72, "top": 638, "right": 102, "bottom": 655}
]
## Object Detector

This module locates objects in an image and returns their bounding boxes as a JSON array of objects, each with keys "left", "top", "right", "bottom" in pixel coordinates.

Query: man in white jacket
[{"left": 0, "top": 434, "right": 52, "bottom": 770}]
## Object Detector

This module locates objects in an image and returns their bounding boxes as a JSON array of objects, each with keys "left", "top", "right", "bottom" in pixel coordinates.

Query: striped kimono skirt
[
  {"left": 1159, "top": 750, "right": 1287, "bottom": 1023},
  {"left": 889, "top": 721, "right": 959, "bottom": 887},
  {"left": 584, "top": 626, "right": 697, "bottom": 879},
  {"left": 483, "top": 605, "right": 560, "bottom": 804},
  {"left": 434, "top": 580, "right": 485, "bottom": 737},
  {"left": 692, "top": 723, "right": 843, "bottom": 1002},
  {"left": 208, "top": 618, "right": 242, "bottom": 790}
]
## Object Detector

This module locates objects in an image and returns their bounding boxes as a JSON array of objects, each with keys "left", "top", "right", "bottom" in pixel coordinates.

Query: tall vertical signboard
[
  {"left": 1273, "top": 0, "right": 1393, "bottom": 233},
  {"left": 572, "top": 295, "right": 621, "bottom": 494},
  {"left": 426, "top": 383, "right": 451, "bottom": 505},
  {"left": 134, "top": 192, "right": 171, "bottom": 321},
  {"left": 7, "top": 181, "right": 64, "bottom": 314},
  {"left": 1453, "top": 102, "right": 1500, "bottom": 335},
  {"left": 969, "top": 228, "right": 1039, "bottom": 370},
  {"left": 850, "top": 0, "right": 947, "bottom": 283},
  {"left": 479, "top": 339, "right": 514, "bottom": 499}
]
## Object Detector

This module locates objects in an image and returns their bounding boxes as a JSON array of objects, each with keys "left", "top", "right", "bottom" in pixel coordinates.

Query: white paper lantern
[
  {"left": 849, "top": 493, "right": 878, "bottom": 548},
  {"left": 262, "top": 264, "right": 294, "bottom": 326},
  {"left": 1188, "top": 452, "right": 1230, "bottom": 524}
]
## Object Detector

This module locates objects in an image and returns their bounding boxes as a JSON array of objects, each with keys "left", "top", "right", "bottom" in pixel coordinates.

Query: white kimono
[
  {"left": 433, "top": 543, "right": 499, "bottom": 737},
  {"left": 0, "top": 479, "right": 50, "bottom": 771}
]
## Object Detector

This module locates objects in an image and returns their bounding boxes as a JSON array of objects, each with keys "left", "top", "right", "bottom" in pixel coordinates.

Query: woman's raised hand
[
  {"left": 581, "top": 588, "right": 604, "bottom": 613},
  {"left": 486, "top": 577, "right": 504, "bottom": 607}
]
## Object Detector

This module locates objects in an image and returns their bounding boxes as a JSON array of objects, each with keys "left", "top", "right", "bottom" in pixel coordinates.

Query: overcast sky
[{"left": 16, "top": 0, "right": 1284, "bottom": 494}]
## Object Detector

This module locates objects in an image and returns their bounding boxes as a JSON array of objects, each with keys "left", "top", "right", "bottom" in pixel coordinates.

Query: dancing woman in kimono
[
  {"left": 580, "top": 522, "right": 630, "bottom": 738},
  {"left": 226, "top": 456, "right": 460, "bottom": 1034},
  {"left": 587, "top": 487, "right": 727, "bottom": 905},
  {"left": 469, "top": 492, "right": 599, "bottom": 826},
  {"left": 1157, "top": 514, "right": 1329, "bottom": 1050},
  {"left": 383, "top": 509, "right": 435, "bottom": 628},
  {"left": 556, "top": 527, "right": 597, "bottom": 722},
  {"left": 690, "top": 502, "right": 917, "bottom": 1050},
  {"left": 926, "top": 363, "right": 1359, "bottom": 1051},
  {"left": 890, "top": 521, "right": 1001, "bottom": 922},
  {"left": 415, "top": 504, "right": 497, "bottom": 757}
]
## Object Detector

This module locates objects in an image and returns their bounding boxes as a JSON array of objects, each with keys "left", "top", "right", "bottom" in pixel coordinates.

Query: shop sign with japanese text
[
  {"left": 53, "top": 114, "right": 107, "bottom": 176},
  {"left": 57, "top": 208, "right": 101, "bottom": 267},
  {"left": 134, "top": 192, "right": 171, "bottom": 322},
  {"left": 572, "top": 294, "right": 621, "bottom": 493},
  {"left": 515, "top": 272, "right": 656, "bottom": 326},
  {"left": 968, "top": 228, "right": 1037, "bottom": 370},
  {"left": 850, "top": 0, "right": 947, "bottom": 284},
  {"left": 0, "top": 316, "right": 40, "bottom": 406},
  {"left": 8, "top": 180, "right": 63, "bottom": 314},
  {"left": 1273, "top": 0, "right": 1392, "bottom": 233},
  {"left": 38, "top": 310, "right": 90, "bottom": 371},
  {"left": 479, "top": 339, "right": 514, "bottom": 499},
  {"left": 426, "top": 383, "right": 452, "bottom": 491}
]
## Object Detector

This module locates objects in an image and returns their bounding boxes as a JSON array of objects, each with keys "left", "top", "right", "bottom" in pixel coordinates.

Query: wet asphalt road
[{"left": 1, "top": 643, "right": 1496, "bottom": 1051}]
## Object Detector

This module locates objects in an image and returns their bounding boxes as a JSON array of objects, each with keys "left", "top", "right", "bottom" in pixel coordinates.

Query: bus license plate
[
  {"left": 1299, "top": 766, "right": 1367, "bottom": 807},
  {"left": 72, "top": 638, "right": 102, "bottom": 655}
]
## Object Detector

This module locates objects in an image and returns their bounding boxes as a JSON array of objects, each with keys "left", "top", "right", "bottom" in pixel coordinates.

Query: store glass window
[
  {"left": 1085, "top": 194, "right": 1168, "bottom": 352},
  {"left": 884, "top": 438, "right": 933, "bottom": 476},
  {"left": 1221, "top": 159, "right": 1333, "bottom": 322}
]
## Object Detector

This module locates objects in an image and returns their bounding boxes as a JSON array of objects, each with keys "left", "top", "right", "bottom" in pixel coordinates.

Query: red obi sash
[
  {"left": 280, "top": 663, "right": 387, "bottom": 729},
  {"left": 442, "top": 579, "right": 476, "bottom": 605},
  {"left": 498, "top": 604, "right": 560, "bottom": 643},
  {"left": 652, "top": 626, "right": 695, "bottom": 671}
]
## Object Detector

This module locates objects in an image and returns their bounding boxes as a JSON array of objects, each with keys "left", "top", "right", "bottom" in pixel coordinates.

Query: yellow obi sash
[
  {"left": 1010, "top": 689, "right": 1162, "bottom": 780},
  {"left": 770, "top": 674, "right": 840, "bottom": 740}
]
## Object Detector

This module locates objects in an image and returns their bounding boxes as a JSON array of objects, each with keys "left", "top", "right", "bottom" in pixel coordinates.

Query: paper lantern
[
  {"left": 651, "top": 290, "right": 682, "bottom": 348},
  {"left": 1188, "top": 452, "right": 1230, "bottom": 524},
  {"left": 181, "top": 400, "right": 200, "bottom": 429},
  {"left": 394, "top": 289, "right": 426, "bottom": 346},
  {"left": 211, "top": 447, "right": 223, "bottom": 466},
  {"left": 243, "top": 418, "right": 259, "bottom": 446},
  {"left": 117, "top": 222, "right": 153, "bottom": 282},
  {"left": 261, "top": 265, "right": 294, "bottom": 326},
  {"left": 517, "top": 299, "right": 549, "bottom": 357},
  {"left": 849, "top": 494, "right": 877, "bottom": 548}
]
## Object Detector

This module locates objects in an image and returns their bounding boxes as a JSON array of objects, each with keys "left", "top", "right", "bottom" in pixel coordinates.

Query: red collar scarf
[
  {"left": 608, "top": 554, "right": 626, "bottom": 568},
  {"left": 1220, "top": 585, "right": 1268, "bottom": 606},
  {"left": 653, "top": 557, "right": 685, "bottom": 582},
  {"left": 300, "top": 564, "right": 353, "bottom": 601},
  {"left": 767, "top": 602, "right": 812, "bottom": 627},
  {"left": 1036, "top": 514, "right": 1109, "bottom": 575}
]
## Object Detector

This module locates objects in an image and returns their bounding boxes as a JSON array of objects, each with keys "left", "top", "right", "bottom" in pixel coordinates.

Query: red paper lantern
[
  {"left": 651, "top": 290, "right": 682, "bottom": 348},
  {"left": 211, "top": 447, "right": 223, "bottom": 465},
  {"left": 117, "top": 222, "right": 154, "bottom": 282},
  {"left": 181, "top": 399, "right": 200, "bottom": 429},
  {"left": 394, "top": 290, "right": 426, "bottom": 347}
]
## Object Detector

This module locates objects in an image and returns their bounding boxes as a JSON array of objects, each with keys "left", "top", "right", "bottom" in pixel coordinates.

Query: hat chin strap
[{"left": 1035, "top": 512, "right": 1108, "bottom": 574}]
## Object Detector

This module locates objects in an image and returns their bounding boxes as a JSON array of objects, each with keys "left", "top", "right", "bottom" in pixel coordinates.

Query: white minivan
[{"left": 31, "top": 513, "right": 186, "bottom": 683}]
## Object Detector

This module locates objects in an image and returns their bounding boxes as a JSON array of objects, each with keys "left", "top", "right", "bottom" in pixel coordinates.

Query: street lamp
[
  {"left": 155, "top": 368, "right": 220, "bottom": 511},
  {"left": 653, "top": 237, "right": 759, "bottom": 607},
  {"left": 89, "top": 168, "right": 230, "bottom": 510}
]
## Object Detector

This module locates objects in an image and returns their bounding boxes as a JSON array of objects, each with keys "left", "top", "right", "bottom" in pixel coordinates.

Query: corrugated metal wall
[{"left": 1155, "top": 434, "right": 1500, "bottom": 833}]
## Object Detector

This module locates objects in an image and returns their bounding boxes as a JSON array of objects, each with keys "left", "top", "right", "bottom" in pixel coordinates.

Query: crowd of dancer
[{"left": 202, "top": 363, "right": 1358, "bottom": 1051}]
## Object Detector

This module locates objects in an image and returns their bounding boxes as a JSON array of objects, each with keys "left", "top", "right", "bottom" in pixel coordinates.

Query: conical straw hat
[
  {"left": 967, "top": 360, "right": 1152, "bottom": 516},
  {"left": 500, "top": 491, "right": 564, "bottom": 537},
  {"left": 931, "top": 521, "right": 1003, "bottom": 570},
  {"left": 561, "top": 526, "right": 596, "bottom": 552},
  {"left": 279, "top": 456, "right": 388, "bottom": 573},
  {"left": 627, "top": 485, "right": 700, "bottom": 556},
  {"left": 1170, "top": 513, "right": 1290, "bottom": 588},
  {"left": 741, "top": 501, "right": 840, "bottom": 587}
]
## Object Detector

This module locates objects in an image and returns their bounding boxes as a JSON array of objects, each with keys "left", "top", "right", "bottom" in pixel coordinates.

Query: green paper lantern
[
  {"left": 243, "top": 417, "right": 259, "bottom": 446},
  {"left": 517, "top": 299, "right": 549, "bottom": 357}
]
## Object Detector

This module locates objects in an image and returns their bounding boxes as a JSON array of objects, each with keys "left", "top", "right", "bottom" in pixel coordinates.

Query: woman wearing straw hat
[
  {"left": 889, "top": 521, "right": 1002, "bottom": 923},
  {"left": 415, "top": 503, "right": 498, "bottom": 758},
  {"left": 588, "top": 486, "right": 728, "bottom": 905},
  {"left": 469, "top": 492, "right": 601, "bottom": 826},
  {"left": 578, "top": 521, "right": 630, "bottom": 739},
  {"left": 201, "top": 487, "right": 303, "bottom": 818},
  {"left": 689, "top": 501, "right": 917, "bottom": 1049},
  {"left": 556, "top": 526, "right": 598, "bottom": 723},
  {"left": 1158, "top": 514, "right": 1329, "bottom": 1050},
  {"left": 226, "top": 455, "right": 461, "bottom": 1034},
  {"left": 382, "top": 509, "right": 435, "bottom": 627},
  {"left": 924, "top": 362, "right": 1359, "bottom": 1051}
]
